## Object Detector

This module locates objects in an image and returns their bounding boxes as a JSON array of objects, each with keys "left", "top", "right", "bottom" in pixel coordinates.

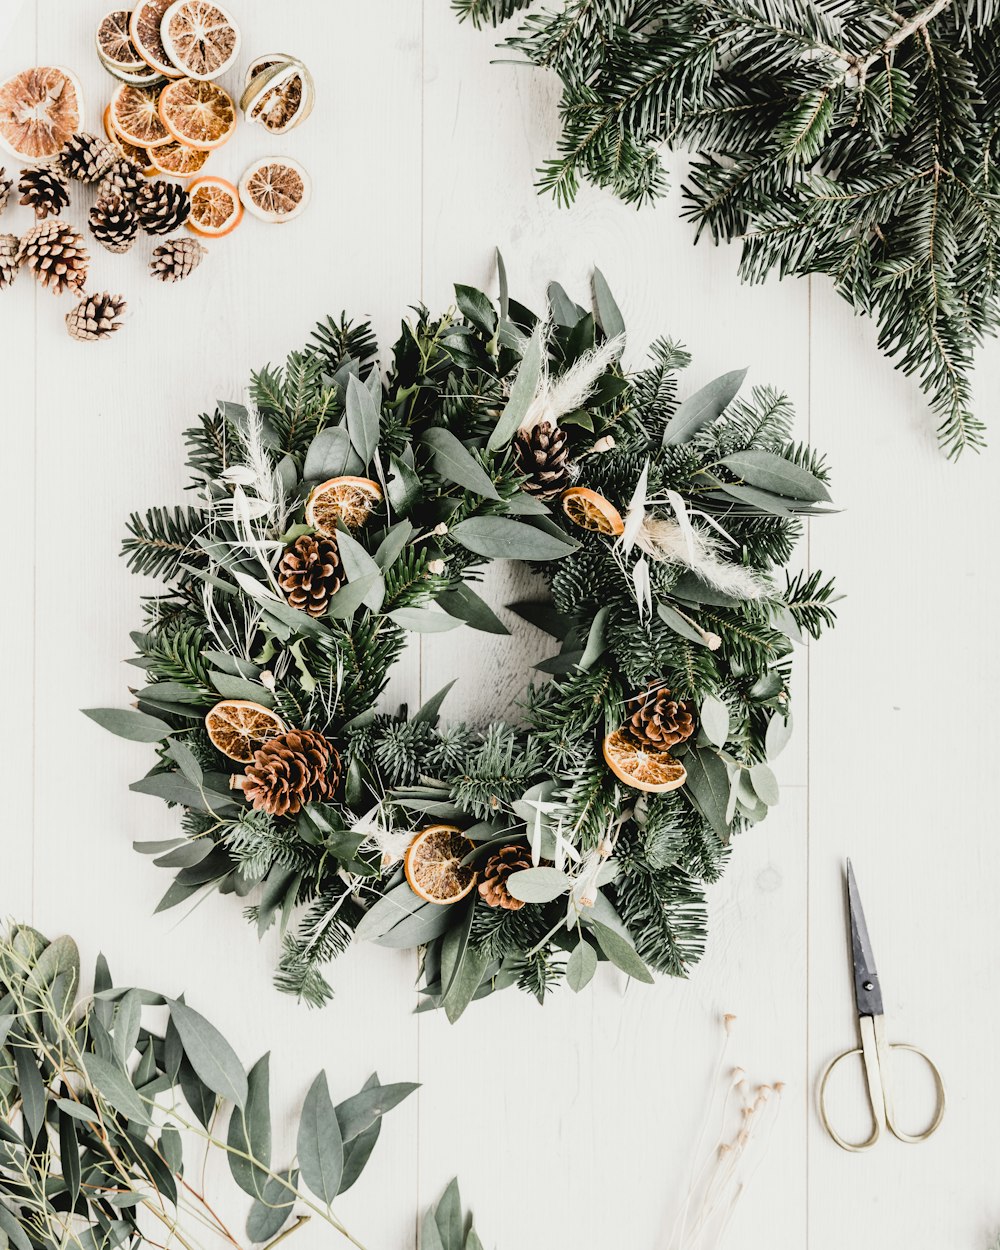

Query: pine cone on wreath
[
  {"left": 18, "top": 167, "right": 70, "bottom": 220},
  {"left": 0, "top": 234, "right": 20, "bottom": 290},
  {"left": 0, "top": 168, "right": 12, "bottom": 215},
  {"left": 626, "top": 683, "right": 696, "bottom": 751},
  {"left": 66, "top": 292, "right": 127, "bottom": 342},
  {"left": 135, "top": 179, "right": 191, "bottom": 235},
  {"left": 89, "top": 193, "right": 139, "bottom": 254},
  {"left": 237, "top": 729, "right": 340, "bottom": 817},
  {"left": 17, "top": 220, "right": 89, "bottom": 295},
  {"left": 278, "top": 533, "right": 344, "bottom": 617},
  {"left": 149, "top": 236, "right": 207, "bottom": 283},
  {"left": 478, "top": 844, "right": 533, "bottom": 910},
  {"left": 58, "top": 132, "right": 116, "bottom": 183},
  {"left": 99, "top": 157, "right": 144, "bottom": 203},
  {"left": 514, "top": 420, "right": 571, "bottom": 498}
]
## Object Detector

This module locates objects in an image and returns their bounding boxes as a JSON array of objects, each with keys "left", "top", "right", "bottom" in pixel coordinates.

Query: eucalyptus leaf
[
  {"left": 765, "top": 711, "right": 793, "bottom": 760},
  {"left": 303, "top": 426, "right": 363, "bottom": 480},
  {"left": 657, "top": 601, "right": 711, "bottom": 646},
  {"left": 488, "top": 320, "right": 544, "bottom": 450},
  {"left": 334, "top": 1079, "right": 418, "bottom": 1143},
  {"left": 80, "top": 1052, "right": 152, "bottom": 1125},
  {"left": 566, "top": 940, "right": 598, "bottom": 992},
  {"left": 336, "top": 529, "right": 386, "bottom": 611},
  {"left": 246, "top": 1170, "right": 296, "bottom": 1244},
  {"left": 455, "top": 284, "right": 497, "bottom": 337},
  {"left": 579, "top": 604, "right": 609, "bottom": 670},
  {"left": 592, "top": 268, "right": 626, "bottom": 342},
  {"left": 506, "top": 866, "right": 571, "bottom": 903},
  {"left": 227, "top": 1054, "right": 271, "bottom": 1199},
  {"left": 82, "top": 708, "right": 171, "bottom": 743},
  {"left": 413, "top": 681, "right": 455, "bottom": 724},
  {"left": 749, "top": 761, "right": 780, "bottom": 806},
  {"left": 436, "top": 583, "right": 509, "bottom": 634},
  {"left": 720, "top": 449, "right": 831, "bottom": 502},
  {"left": 374, "top": 520, "right": 412, "bottom": 570},
  {"left": 345, "top": 374, "right": 380, "bottom": 466},
  {"left": 423, "top": 427, "right": 500, "bottom": 500},
  {"left": 209, "top": 674, "right": 276, "bottom": 706},
  {"left": 386, "top": 606, "right": 464, "bottom": 633},
  {"left": 662, "top": 368, "right": 747, "bottom": 445},
  {"left": 297, "top": 1071, "right": 343, "bottom": 1204},
  {"left": 325, "top": 573, "right": 380, "bottom": 619},
  {"left": 168, "top": 1000, "right": 247, "bottom": 1108},
  {"left": 684, "top": 747, "right": 732, "bottom": 841},
  {"left": 452, "top": 516, "right": 577, "bottom": 561},
  {"left": 699, "top": 695, "right": 730, "bottom": 748},
  {"left": 586, "top": 921, "right": 654, "bottom": 983}
]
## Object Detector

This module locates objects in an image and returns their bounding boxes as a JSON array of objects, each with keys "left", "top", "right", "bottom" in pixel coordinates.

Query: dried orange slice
[
  {"left": 404, "top": 825, "right": 477, "bottom": 905},
  {"left": 238, "top": 157, "right": 311, "bottom": 223},
  {"left": 96, "top": 10, "right": 149, "bottom": 73},
  {"left": 187, "top": 175, "right": 242, "bottom": 236},
  {"left": 205, "top": 699, "right": 287, "bottom": 764},
  {"left": 110, "top": 82, "right": 171, "bottom": 147},
  {"left": 148, "top": 138, "right": 208, "bottom": 176},
  {"left": 602, "top": 728, "right": 687, "bottom": 793},
  {"left": 160, "top": 0, "right": 241, "bottom": 81},
  {"left": 103, "top": 103, "right": 155, "bottom": 171},
  {"left": 158, "top": 78, "right": 236, "bottom": 150},
  {"left": 241, "top": 57, "right": 314, "bottom": 134},
  {"left": 0, "top": 67, "right": 83, "bottom": 162},
  {"left": 305, "top": 477, "right": 383, "bottom": 535},
  {"left": 562, "top": 486, "right": 624, "bottom": 536},
  {"left": 130, "top": 0, "right": 184, "bottom": 77}
]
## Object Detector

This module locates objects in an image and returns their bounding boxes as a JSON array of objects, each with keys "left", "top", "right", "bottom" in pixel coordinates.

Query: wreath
[{"left": 87, "top": 262, "right": 838, "bottom": 1019}]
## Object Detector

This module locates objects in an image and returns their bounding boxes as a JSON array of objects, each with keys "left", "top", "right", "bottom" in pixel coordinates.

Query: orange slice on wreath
[
  {"left": 129, "top": 0, "right": 184, "bottom": 78},
  {"left": 305, "top": 477, "right": 383, "bottom": 535},
  {"left": 562, "top": 486, "right": 625, "bottom": 536},
  {"left": 205, "top": 700, "right": 287, "bottom": 763},
  {"left": 160, "top": 0, "right": 241, "bottom": 81},
  {"left": 148, "top": 138, "right": 209, "bottom": 176},
  {"left": 602, "top": 728, "right": 687, "bottom": 793},
  {"left": 158, "top": 77, "right": 236, "bottom": 150},
  {"left": 110, "top": 82, "right": 171, "bottom": 147},
  {"left": 187, "top": 175, "right": 242, "bottom": 236},
  {"left": 404, "top": 825, "right": 477, "bottom": 905},
  {"left": 0, "top": 67, "right": 83, "bottom": 162}
]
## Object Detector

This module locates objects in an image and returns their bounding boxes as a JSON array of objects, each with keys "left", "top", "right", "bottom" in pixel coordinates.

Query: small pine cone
[
  {"left": 17, "top": 220, "right": 89, "bottom": 295},
  {"left": 89, "top": 192, "right": 139, "bottom": 254},
  {"left": 58, "top": 132, "right": 116, "bottom": 183},
  {"left": 0, "top": 234, "right": 20, "bottom": 290},
  {"left": 278, "top": 534, "right": 344, "bottom": 617},
  {"left": 238, "top": 729, "right": 340, "bottom": 817},
  {"left": 99, "top": 157, "right": 144, "bottom": 203},
  {"left": 478, "top": 844, "right": 533, "bottom": 910},
  {"left": 150, "top": 236, "right": 207, "bottom": 283},
  {"left": 514, "top": 420, "right": 571, "bottom": 498},
  {"left": 18, "top": 167, "right": 70, "bottom": 220},
  {"left": 0, "top": 168, "right": 11, "bottom": 215},
  {"left": 66, "top": 291, "right": 127, "bottom": 342},
  {"left": 135, "top": 179, "right": 191, "bottom": 235},
  {"left": 626, "top": 684, "right": 696, "bottom": 751}
]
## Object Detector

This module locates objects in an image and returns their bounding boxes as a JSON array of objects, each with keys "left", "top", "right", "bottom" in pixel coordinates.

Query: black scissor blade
[{"left": 846, "top": 859, "right": 883, "bottom": 1017}]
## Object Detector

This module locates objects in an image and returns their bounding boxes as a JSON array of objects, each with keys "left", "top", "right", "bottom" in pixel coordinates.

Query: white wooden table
[{"left": 3, "top": 2, "right": 998, "bottom": 1247}]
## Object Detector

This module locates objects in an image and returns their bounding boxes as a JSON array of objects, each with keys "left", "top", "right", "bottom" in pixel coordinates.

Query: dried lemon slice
[
  {"left": 404, "top": 825, "right": 477, "bottom": 905},
  {"left": 0, "top": 67, "right": 83, "bottom": 162},
  {"left": 160, "top": 0, "right": 241, "bottom": 81},
  {"left": 205, "top": 699, "right": 286, "bottom": 763},
  {"left": 305, "top": 477, "right": 383, "bottom": 535},
  {"left": 561, "top": 485, "right": 625, "bottom": 536},
  {"left": 238, "top": 156, "right": 311, "bottom": 222},
  {"left": 158, "top": 78, "right": 236, "bottom": 150},
  {"left": 602, "top": 728, "right": 687, "bottom": 793}
]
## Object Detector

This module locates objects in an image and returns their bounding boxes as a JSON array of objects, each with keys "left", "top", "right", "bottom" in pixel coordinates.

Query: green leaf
[
  {"left": 13, "top": 1047, "right": 46, "bottom": 1138},
  {"left": 374, "top": 520, "right": 413, "bottom": 570},
  {"left": 80, "top": 1052, "right": 152, "bottom": 1125},
  {"left": 209, "top": 674, "right": 276, "bottom": 706},
  {"left": 451, "top": 516, "right": 576, "bottom": 560},
  {"left": 700, "top": 695, "right": 730, "bottom": 748},
  {"left": 566, "top": 939, "right": 598, "bottom": 992},
  {"left": 506, "top": 866, "right": 570, "bottom": 903},
  {"left": 720, "top": 450, "right": 831, "bottom": 502},
  {"left": 82, "top": 708, "right": 171, "bottom": 743},
  {"left": 345, "top": 374, "right": 380, "bottom": 466},
  {"left": 455, "top": 284, "right": 497, "bottom": 336},
  {"left": 592, "top": 268, "right": 625, "bottom": 341},
  {"left": 657, "top": 601, "right": 710, "bottom": 646},
  {"left": 168, "top": 1000, "right": 247, "bottom": 1108},
  {"left": 547, "top": 281, "right": 581, "bottom": 326},
  {"left": 386, "top": 606, "right": 464, "bottom": 633},
  {"left": 423, "top": 427, "right": 500, "bottom": 500},
  {"left": 432, "top": 1178, "right": 463, "bottom": 1250},
  {"left": 488, "top": 320, "right": 544, "bottom": 450},
  {"left": 130, "top": 772, "right": 239, "bottom": 815},
  {"left": 413, "top": 681, "right": 455, "bottom": 724},
  {"left": 587, "top": 920, "right": 654, "bottom": 983},
  {"left": 662, "top": 369, "right": 747, "bottom": 445},
  {"left": 387, "top": 452, "right": 422, "bottom": 515},
  {"left": 337, "top": 1077, "right": 381, "bottom": 1194},
  {"left": 246, "top": 1170, "right": 296, "bottom": 1244},
  {"left": 227, "top": 1053, "right": 272, "bottom": 1199},
  {"left": 0, "top": 1204, "right": 32, "bottom": 1250},
  {"left": 59, "top": 1109, "right": 81, "bottom": 1206},
  {"left": 765, "top": 711, "right": 793, "bottom": 760},
  {"left": 749, "top": 762, "right": 780, "bottom": 806},
  {"left": 684, "top": 747, "right": 732, "bottom": 841},
  {"left": 354, "top": 882, "right": 427, "bottom": 942},
  {"left": 373, "top": 902, "right": 455, "bottom": 948},
  {"left": 303, "top": 425, "right": 363, "bottom": 480},
  {"left": 165, "top": 739, "right": 203, "bottom": 787},
  {"left": 324, "top": 573, "right": 380, "bottom": 619},
  {"left": 336, "top": 529, "right": 386, "bottom": 611},
  {"left": 579, "top": 604, "right": 609, "bottom": 670},
  {"left": 496, "top": 249, "right": 509, "bottom": 319},
  {"left": 112, "top": 990, "right": 142, "bottom": 1067},
  {"left": 298, "top": 1071, "right": 344, "bottom": 1205},
  {"left": 335, "top": 1079, "right": 417, "bottom": 1142},
  {"left": 436, "top": 583, "right": 509, "bottom": 634}
]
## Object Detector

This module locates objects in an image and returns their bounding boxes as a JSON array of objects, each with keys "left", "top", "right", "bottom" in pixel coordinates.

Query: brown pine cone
[
  {"left": 0, "top": 168, "right": 11, "bottom": 216},
  {"left": 478, "top": 844, "right": 533, "bottom": 910},
  {"left": 150, "top": 236, "right": 207, "bottom": 283},
  {"left": 17, "top": 220, "right": 89, "bottom": 295},
  {"left": 18, "top": 167, "right": 70, "bottom": 220},
  {"left": 66, "top": 292, "right": 126, "bottom": 342},
  {"left": 238, "top": 729, "right": 340, "bottom": 817},
  {"left": 514, "top": 420, "right": 571, "bottom": 498},
  {"left": 278, "top": 534, "right": 344, "bottom": 617},
  {"left": 0, "top": 234, "right": 20, "bottom": 290},
  {"left": 58, "top": 132, "right": 117, "bottom": 183},
  {"left": 89, "top": 193, "right": 139, "bottom": 254},
  {"left": 626, "top": 684, "right": 696, "bottom": 751},
  {"left": 135, "top": 179, "right": 191, "bottom": 235},
  {"left": 99, "top": 157, "right": 144, "bottom": 204}
]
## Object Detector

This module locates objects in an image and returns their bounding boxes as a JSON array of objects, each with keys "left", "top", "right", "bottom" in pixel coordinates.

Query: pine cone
[
  {"left": 514, "top": 420, "right": 571, "bottom": 498},
  {"left": 478, "top": 844, "right": 533, "bottom": 910},
  {"left": 0, "top": 168, "right": 11, "bottom": 215},
  {"left": 150, "top": 236, "right": 207, "bottom": 283},
  {"left": 17, "top": 220, "right": 89, "bottom": 295},
  {"left": 66, "top": 291, "right": 127, "bottom": 342},
  {"left": 0, "top": 234, "right": 20, "bottom": 290},
  {"left": 99, "top": 157, "right": 144, "bottom": 203},
  {"left": 89, "top": 193, "right": 138, "bottom": 254},
  {"left": 626, "top": 684, "right": 696, "bottom": 751},
  {"left": 58, "top": 132, "right": 116, "bottom": 183},
  {"left": 135, "top": 179, "right": 191, "bottom": 235},
  {"left": 278, "top": 534, "right": 344, "bottom": 617},
  {"left": 18, "top": 167, "right": 69, "bottom": 220},
  {"left": 238, "top": 729, "right": 340, "bottom": 817}
]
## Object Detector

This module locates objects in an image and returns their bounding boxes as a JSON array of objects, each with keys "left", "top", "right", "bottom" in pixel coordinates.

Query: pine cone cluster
[
  {"left": 150, "top": 236, "right": 206, "bottom": 283},
  {"left": 58, "top": 132, "right": 116, "bottom": 184},
  {"left": 278, "top": 534, "right": 344, "bottom": 617},
  {"left": 478, "top": 844, "right": 533, "bottom": 910},
  {"left": 17, "top": 220, "right": 88, "bottom": 295},
  {"left": 239, "top": 729, "right": 340, "bottom": 817},
  {"left": 135, "top": 180, "right": 191, "bottom": 235},
  {"left": 514, "top": 420, "right": 571, "bottom": 498},
  {"left": 0, "top": 168, "right": 11, "bottom": 216},
  {"left": 626, "top": 684, "right": 696, "bottom": 751},
  {"left": 18, "top": 167, "right": 69, "bottom": 220},
  {"left": 89, "top": 193, "right": 138, "bottom": 254},
  {"left": 66, "top": 292, "right": 127, "bottom": 342},
  {"left": 0, "top": 234, "right": 19, "bottom": 290}
]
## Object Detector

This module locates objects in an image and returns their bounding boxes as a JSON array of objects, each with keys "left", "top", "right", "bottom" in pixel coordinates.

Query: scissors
[{"left": 818, "top": 860, "right": 946, "bottom": 1152}]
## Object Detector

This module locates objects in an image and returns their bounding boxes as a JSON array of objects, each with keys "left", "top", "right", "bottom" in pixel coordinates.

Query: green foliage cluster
[
  {"left": 87, "top": 263, "right": 836, "bottom": 1017},
  {"left": 455, "top": 0, "right": 1000, "bottom": 455}
]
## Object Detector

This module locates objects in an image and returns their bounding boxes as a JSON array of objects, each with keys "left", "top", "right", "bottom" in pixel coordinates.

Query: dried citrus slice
[
  {"left": 562, "top": 486, "right": 625, "bottom": 536},
  {"left": 404, "top": 825, "right": 477, "bottom": 905},
  {"left": 238, "top": 157, "right": 311, "bottom": 222},
  {"left": 130, "top": 0, "right": 184, "bottom": 77},
  {"left": 305, "top": 477, "right": 383, "bottom": 535},
  {"left": 0, "top": 67, "right": 83, "bottom": 162},
  {"left": 205, "top": 699, "right": 287, "bottom": 763},
  {"left": 187, "top": 174, "right": 242, "bottom": 236},
  {"left": 160, "top": 0, "right": 241, "bottom": 80},
  {"left": 602, "top": 728, "right": 687, "bottom": 793},
  {"left": 110, "top": 82, "right": 171, "bottom": 147},
  {"left": 96, "top": 10, "right": 149, "bottom": 73},
  {"left": 240, "top": 57, "right": 314, "bottom": 134},
  {"left": 148, "top": 137, "right": 208, "bottom": 176},
  {"left": 103, "top": 103, "right": 155, "bottom": 171},
  {"left": 158, "top": 78, "right": 236, "bottom": 150}
]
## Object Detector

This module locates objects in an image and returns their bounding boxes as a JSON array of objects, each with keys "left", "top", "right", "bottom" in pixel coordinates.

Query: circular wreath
[{"left": 87, "top": 263, "right": 838, "bottom": 1019}]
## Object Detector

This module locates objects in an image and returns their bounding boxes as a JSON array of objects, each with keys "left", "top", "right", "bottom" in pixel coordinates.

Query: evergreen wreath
[
  {"left": 455, "top": 0, "right": 1000, "bottom": 457},
  {"left": 87, "top": 262, "right": 838, "bottom": 1019}
]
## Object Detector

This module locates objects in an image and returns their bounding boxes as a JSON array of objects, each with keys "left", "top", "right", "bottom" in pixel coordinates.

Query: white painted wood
[{"left": 1, "top": 2, "right": 993, "bottom": 1247}]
